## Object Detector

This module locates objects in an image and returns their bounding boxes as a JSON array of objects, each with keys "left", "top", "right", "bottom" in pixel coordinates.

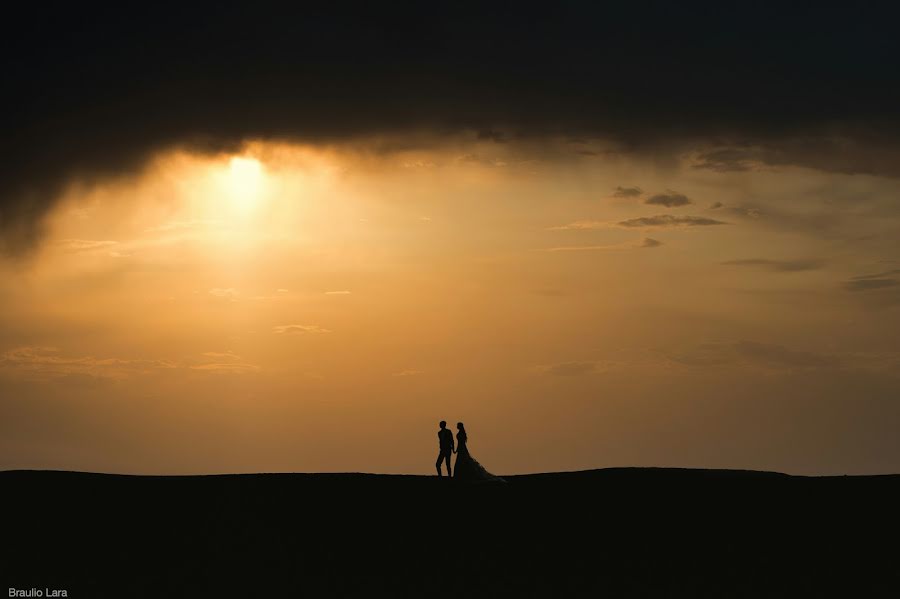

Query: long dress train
[{"left": 453, "top": 431, "right": 504, "bottom": 482}]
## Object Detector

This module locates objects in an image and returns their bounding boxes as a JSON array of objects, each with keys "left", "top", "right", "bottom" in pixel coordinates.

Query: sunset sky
[{"left": 2, "top": 4, "right": 899, "bottom": 475}]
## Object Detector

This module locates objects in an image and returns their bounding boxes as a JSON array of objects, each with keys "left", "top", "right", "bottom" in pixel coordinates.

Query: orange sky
[{"left": 2, "top": 137, "right": 899, "bottom": 475}]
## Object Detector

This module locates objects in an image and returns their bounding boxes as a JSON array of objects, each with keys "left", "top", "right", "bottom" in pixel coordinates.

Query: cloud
[
  {"left": 209, "top": 288, "right": 239, "bottom": 299},
  {"left": 476, "top": 129, "right": 507, "bottom": 143},
  {"left": 144, "top": 220, "right": 221, "bottom": 234},
  {"left": 552, "top": 214, "right": 726, "bottom": 232},
  {"left": 644, "top": 191, "right": 692, "bottom": 207},
  {"left": 721, "top": 258, "right": 825, "bottom": 272},
  {"left": 709, "top": 201, "right": 724, "bottom": 209},
  {"left": 0, "top": 346, "right": 176, "bottom": 381},
  {"left": 612, "top": 186, "right": 642, "bottom": 198},
  {"left": 201, "top": 351, "right": 242, "bottom": 361},
  {"left": 666, "top": 341, "right": 839, "bottom": 371},
  {"left": 666, "top": 341, "right": 900, "bottom": 376},
  {"left": 543, "top": 361, "right": 598, "bottom": 376},
  {"left": 618, "top": 215, "right": 728, "bottom": 228},
  {"left": 456, "top": 154, "right": 508, "bottom": 168},
  {"left": 550, "top": 220, "right": 608, "bottom": 231},
  {"left": 189, "top": 351, "right": 260, "bottom": 374},
  {"left": 692, "top": 147, "right": 762, "bottom": 172},
  {"left": 272, "top": 324, "right": 331, "bottom": 334},
  {"left": 392, "top": 369, "right": 423, "bottom": 377},
  {"left": 190, "top": 363, "right": 260, "bottom": 374},
  {"left": 4, "top": 5, "right": 900, "bottom": 253},
  {"left": 0, "top": 347, "right": 263, "bottom": 380},
  {"left": 843, "top": 269, "right": 900, "bottom": 292},
  {"left": 325, "top": 290, "right": 352, "bottom": 295},
  {"left": 544, "top": 237, "right": 662, "bottom": 252},
  {"left": 55, "top": 239, "right": 119, "bottom": 253}
]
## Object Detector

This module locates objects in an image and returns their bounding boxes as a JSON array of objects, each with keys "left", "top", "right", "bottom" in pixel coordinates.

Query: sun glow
[{"left": 224, "top": 156, "right": 265, "bottom": 211}]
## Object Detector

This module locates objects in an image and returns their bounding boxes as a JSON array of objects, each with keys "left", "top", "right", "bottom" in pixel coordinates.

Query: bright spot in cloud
[{"left": 224, "top": 156, "right": 265, "bottom": 211}]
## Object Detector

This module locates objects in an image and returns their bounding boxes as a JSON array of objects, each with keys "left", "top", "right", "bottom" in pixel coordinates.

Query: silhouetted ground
[{"left": 3, "top": 468, "right": 899, "bottom": 597}]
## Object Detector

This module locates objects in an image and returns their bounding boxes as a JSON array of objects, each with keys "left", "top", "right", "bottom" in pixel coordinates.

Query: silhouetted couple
[{"left": 436, "top": 421, "right": 503, "bottom": 481}]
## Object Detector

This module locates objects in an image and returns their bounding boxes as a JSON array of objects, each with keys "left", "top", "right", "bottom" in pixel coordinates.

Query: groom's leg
[
  {"left": 436, "top": 453, "right": 445, "bottom": 476},
  {"left": 447, "top": 453, "right": 452, "bottom": 478}
]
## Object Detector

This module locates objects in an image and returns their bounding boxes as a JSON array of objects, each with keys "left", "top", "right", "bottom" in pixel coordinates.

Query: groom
[{"left": 435, "top": 420, "right": 455, "bottom": 477}]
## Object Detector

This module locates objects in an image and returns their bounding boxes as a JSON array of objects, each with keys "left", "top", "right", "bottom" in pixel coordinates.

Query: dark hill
[{"left": 3, "top": 468, "right": 899, "bottom": 597}]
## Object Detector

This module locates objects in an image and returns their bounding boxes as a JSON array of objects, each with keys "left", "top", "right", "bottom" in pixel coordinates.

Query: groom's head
[{"left": 439, "top": 421, "right": 446, "bottom": 429}]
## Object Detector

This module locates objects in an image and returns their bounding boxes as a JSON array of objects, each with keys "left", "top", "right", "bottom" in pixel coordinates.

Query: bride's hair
[{"left": 456, "top": 422, "right": 465, "bottom": 431}]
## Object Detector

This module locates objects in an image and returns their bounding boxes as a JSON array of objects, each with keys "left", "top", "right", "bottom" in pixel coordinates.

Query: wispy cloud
[
  {"left": 143, "top": 219, "right": 222, "bottom": 234},
  {"left": 553, "top": 214, "right": 727, "bottom": 230},
  {"left": 272, "top": 324, "right": 331, "bottom": 334},
  {"left": 209, "top": 288, "right": 239, "bottom": 299},
  {"left": 544, "top": 237, "right": 663, "bottom": 252},
  {"left": 665, "top": 340, "right": 838, "bottom": 371},
  {"left": 722, "top": 258, "right": 825, "bottom": 272},
  {"left": 0, "top": 347, "right": 264, "bottom": 380},
  {"left": 189, "top": 351, "right": 260, "bottom": 374},
  {"left": 0, "top": 346, "right": 176, "bottom": 381},
  {"left": 618, "top": 215, "right": 728, "bottom": 228},
  {"left": 550, "top": 220, "right": 609, "bottom": 231},
  {"left": 543, "top": 361, "right": 597, "bottom": 376},
  {"left": 537, "top": 360, "right": 624, "bottom": 376},
  {"left": 190, "top": 362, "right": 260, "bottom": 373},
  {"left": 55, "top": 239, "right": 119, "bottom": 252},
  {"left": 325, "top": 290, "right": 352, "bottom": 295},
  {"left": 843, "top": 269, "right": 900, "bottom": 292},
  {"left": 691, "top": 147, "right": 763, "bottom": 172},
  {"left": 392, "top": 369, "right": 423, "bottom": 377}
]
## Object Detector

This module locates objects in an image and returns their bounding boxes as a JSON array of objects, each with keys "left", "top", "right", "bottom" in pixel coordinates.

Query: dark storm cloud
[
  {"left": 721, "top": 258, "right": 825, "bottom": 272},
  {"left": 644, "top": 192, "right": 692, "bottom": 207},
  {"left": 618, "top": 215, "right": 728, "bottom": 228},
  {"left": 3, "top": 2, "right": 900, "bottom": 253}
]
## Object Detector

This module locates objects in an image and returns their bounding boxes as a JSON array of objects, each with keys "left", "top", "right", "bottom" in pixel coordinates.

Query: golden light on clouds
[{"left": 222, "top": 156, "right": 266, "bottom": 213}]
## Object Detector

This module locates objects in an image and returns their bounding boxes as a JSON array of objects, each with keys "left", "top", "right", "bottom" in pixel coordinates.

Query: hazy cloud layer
[{"left": 4, "top": 4, "right": 900, "bottom": 253}]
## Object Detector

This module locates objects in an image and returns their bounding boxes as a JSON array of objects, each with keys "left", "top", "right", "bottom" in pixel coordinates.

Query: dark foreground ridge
[{"left": 3, "top": 468, "right": 899, "bottom": 597}]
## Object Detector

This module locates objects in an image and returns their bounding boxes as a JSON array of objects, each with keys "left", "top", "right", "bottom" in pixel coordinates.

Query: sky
[{"left": 2, "top": 3, "right": 900, "bottom": 475}]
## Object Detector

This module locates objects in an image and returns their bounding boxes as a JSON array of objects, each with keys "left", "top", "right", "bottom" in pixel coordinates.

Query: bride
[{"left": 453, "top": 422, "right": 504, "bottom": 482}]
